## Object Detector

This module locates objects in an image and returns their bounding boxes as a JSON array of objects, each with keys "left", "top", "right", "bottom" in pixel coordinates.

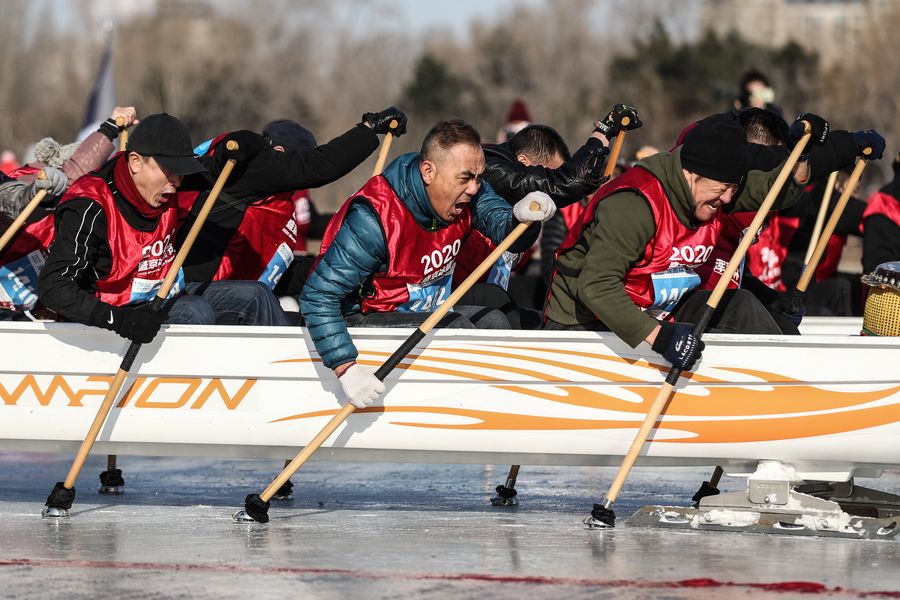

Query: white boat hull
[{"left": 1, "top": 321, "right": 898, "bottom": 479}]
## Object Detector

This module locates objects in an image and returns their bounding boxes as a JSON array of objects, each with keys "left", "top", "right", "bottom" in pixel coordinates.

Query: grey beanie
[{"left": 33, "top": 137, "right": 79, "bottom": 169}]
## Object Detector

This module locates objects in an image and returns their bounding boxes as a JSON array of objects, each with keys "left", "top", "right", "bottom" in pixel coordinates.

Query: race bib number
[
  {"left": 0, "top": 251, "right": 44, "bottom": 311},
  {"left": 399, "top": 271, "right": 453, "bottom": 313},
  {"left": 259, "top": 242, "right": 295, "bottom": 290},
  {"left": 486, "top": 251, "right": 520, "bottom": 290},
  {"left": 647, "top": 266, "right": 700, "bottom": 319},
  {"left": 127, "top": 268, "right": 185, "bottom": 305}
]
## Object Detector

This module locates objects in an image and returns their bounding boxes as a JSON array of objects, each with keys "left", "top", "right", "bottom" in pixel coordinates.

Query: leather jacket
[{"left": 481, "top": 138, "right": 608, "bottom": 208}]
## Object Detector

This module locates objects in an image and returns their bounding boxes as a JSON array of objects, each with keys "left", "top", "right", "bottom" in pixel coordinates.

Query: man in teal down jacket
[{"left": 301, "top": 118, "right": 556, "bottom": 410}]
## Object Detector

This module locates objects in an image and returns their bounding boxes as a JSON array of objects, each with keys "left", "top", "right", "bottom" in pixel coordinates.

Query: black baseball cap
[{"left": 127, "top": 113, "right": 206, "bottom": 176}]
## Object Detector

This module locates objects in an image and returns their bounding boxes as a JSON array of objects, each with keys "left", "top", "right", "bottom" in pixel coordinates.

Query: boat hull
[{"left": 1, "top": 322, "right": 898, "bottom": 479}]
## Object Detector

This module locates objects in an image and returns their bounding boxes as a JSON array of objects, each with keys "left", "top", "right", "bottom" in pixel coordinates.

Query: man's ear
[
  {"left": 516, "top": 153, "right": 533, "bottom": 167},
  {"left": 127, "top": 152, "right": 143, "bottom": 175},
  {"left": 420, "top": 158, "right": 436, "bottom": 185}
]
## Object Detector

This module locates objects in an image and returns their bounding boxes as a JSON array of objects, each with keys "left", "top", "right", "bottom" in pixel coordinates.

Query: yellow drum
[{"left": 862, "top": 261, "right": 900, "bottom": 336}]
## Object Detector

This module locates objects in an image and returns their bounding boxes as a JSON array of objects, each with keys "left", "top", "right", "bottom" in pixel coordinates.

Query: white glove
[
  {"left": 338, "top": 363, "right": 385, "bottom": 409},
  {"left": 513, "top": 191, "right": 556, "bottom": 223}
]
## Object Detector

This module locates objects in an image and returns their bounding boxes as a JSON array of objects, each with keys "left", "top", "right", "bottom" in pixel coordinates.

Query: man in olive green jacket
[{"left": 544, "top": 113, "right": 825, "bottom": 371}]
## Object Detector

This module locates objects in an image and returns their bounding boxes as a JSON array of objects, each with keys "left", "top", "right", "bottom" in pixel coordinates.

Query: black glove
[
  {"left": 92, "top": 302, "right": 169, "bottom": 344},
  {"left": 767, "top": 292, "right": 805, "bottom": 327},
  {"left": 220, "top": 130, "right": 265, "bottom": 164},
  {"left": 594, "top": 104, "right": 642, "bottom": 138},
  {"left": 851, "top": 130, "right": 886, "bottom": 160},
  {"left": 580, "top": 139, "right": 611, "bottom": 184},
  {"left": 651, "top": 321, "right": 705, "bottom": 371},
  {"left": 362, "top": 107, "right": 408, "bottom": 137},
  {"left": 788, "top": 113, "right": 829, "bottom": 159}
]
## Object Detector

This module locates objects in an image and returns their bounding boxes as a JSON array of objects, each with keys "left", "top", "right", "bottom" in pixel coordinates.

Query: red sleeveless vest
[
  {"left": 0, "top": 165, "right": 55, "bottom": 311},
  {"left": 745, "top": 212, "right": 848, "bottom": 291},
  {"left": 816, "top": 231, "right": 847, "bottom": 281},
  {"left": 188, "top": 134, "right": 299, "bottom": 289},
  {"left": 319, "top": 175, "right": 472, "bottom": 313},
  {"left": 4, "top": 164, "right": 43, "bottom": 180},
  {"left": 0, "top": 212, "right": 55, "bottom": 311},
  {"left": 452, "top": 230, "right": 527, "bottom": 291},
  {"left": 211, "top": 191, "right": 297, "bottom": 288},
  {"left": 696, "top": 212, "right": 753, "bottom": 291},
  {"left": 746, "top": 214, "right": 790, "bottom": 290},
  {"left": 292, "top": 189, "right": 312, "bottom": 254},
  {"left": 556, "top": 166, "right": 724, "bottom": 319},
  {"left": 863, "top": 191, "right": 900, "bottom": 229},
  {"left": 560, "top": 202, "right": 585, "bottom": 231},
  {"left": 61, "top": 171, "right": 183, "bottom": 306}
]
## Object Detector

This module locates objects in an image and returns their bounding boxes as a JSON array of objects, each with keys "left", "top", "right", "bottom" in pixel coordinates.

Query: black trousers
[
  {"left": 671, "top": 288, "right": 783, "bottom": 334},
  {"left": 544, "top": 289, "right": 784, "bottom": 336},
  {"left": 458, "top": 282, "right": 542, "bottom": 330},
  {"left": 344, "top": 304, "right": 511, "bottom": 330}
]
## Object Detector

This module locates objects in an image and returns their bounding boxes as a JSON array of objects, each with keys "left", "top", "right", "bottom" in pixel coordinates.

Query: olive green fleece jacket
[{"left": 545, "top": 147, "right": 806, "bottom": 347}]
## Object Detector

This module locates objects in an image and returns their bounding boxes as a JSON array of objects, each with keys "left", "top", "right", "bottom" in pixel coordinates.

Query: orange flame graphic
[{"left": 271, "top": 347, "right": 900, "bottom": 444}]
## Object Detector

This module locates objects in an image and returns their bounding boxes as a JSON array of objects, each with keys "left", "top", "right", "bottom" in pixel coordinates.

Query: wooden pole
[
  {"left": 116, "top": 117, "right": 128, "bottom": 153},
  {"left": 602, "top": 116, "right": 630, "bottom": 179},
  {"left": 796, "top": 153, "right": 870, "bottom": 295},
  {"left": 371, "top": 119, "right": 400, "bottom": 177},
  {"left": 803, "top": 170, "right": 837, "bottom": 266},
  {"left": 53, "top": 143, "right": 239, "bottom": 494}
]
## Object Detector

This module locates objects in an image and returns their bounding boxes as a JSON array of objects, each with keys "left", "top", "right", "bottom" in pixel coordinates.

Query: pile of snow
[
  {"left": 692, "top": 508, "right": 760, "bottom": 527},
  {"left": 749, "top": 460, "right": 801, "bottom": 482}
]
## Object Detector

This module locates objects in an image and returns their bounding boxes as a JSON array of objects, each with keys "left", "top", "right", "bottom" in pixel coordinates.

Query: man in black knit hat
[{"left": 544, "top": 112, "right": 827, "bottom": 371}]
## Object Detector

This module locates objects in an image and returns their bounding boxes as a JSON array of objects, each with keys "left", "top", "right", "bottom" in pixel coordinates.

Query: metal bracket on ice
[{"left": 626, "top": 461, "right": 900, "bottom": 540}]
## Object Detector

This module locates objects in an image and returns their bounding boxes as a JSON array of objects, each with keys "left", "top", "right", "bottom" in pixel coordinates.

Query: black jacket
[
  {"left": 39, "top": 125, "right": 380, "bottom": 325},
  {"left": 481, "top": 138, "right": 607, "bottom": 208},
  {"left": 177, "top": 124, "right": 379, "bottom": 282},
  {"left": 38, "top": 157, "right": 167, "bottom": 327}
]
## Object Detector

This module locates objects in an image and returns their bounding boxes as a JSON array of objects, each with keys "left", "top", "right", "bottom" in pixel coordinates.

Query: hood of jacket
[{"left": 382, "top": 152, "right": 447, "bottom": 231}]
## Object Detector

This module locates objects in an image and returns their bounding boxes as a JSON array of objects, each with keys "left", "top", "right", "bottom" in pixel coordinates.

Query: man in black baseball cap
[
  {"left": 38, "top": 112, "right": 215, "bottom": 346},
  {"left": 127, "top": 113, "right": 206, "bottom": 177}
]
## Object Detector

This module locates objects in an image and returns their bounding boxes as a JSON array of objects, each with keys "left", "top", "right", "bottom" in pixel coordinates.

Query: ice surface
[{"left": 2, "top": 454, "right": 900, "bottom": 599}]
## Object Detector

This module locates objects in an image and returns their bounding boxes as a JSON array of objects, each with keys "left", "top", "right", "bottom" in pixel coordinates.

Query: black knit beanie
[{"left": 681, "top": 113, "right": 750, "bottom": 184}]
